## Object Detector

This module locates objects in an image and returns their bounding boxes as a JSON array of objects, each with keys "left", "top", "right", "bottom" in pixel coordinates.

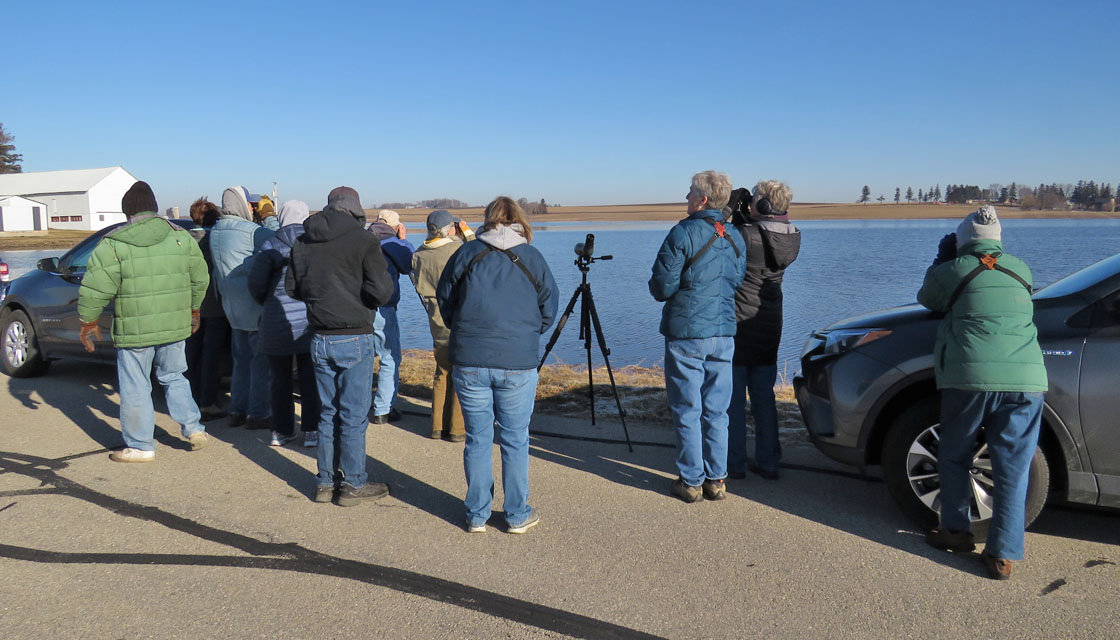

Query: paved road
[{"left": 1, "top": 361, "right": 1117, "bottom": 639}]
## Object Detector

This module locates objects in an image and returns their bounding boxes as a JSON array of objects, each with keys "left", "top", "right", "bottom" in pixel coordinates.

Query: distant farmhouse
[{"left": 0, "top": 167, "right": 138, "bottom": 231}]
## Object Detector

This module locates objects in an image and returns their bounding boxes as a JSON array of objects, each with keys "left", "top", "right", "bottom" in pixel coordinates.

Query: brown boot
[{"left": 982, "top": 553, "right": 1013, "bottom": 580}]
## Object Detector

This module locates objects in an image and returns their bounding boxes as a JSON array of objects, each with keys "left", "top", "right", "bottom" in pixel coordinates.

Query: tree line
[{"left": 859, "top": 180, "right": 1116, "bottom": 210}]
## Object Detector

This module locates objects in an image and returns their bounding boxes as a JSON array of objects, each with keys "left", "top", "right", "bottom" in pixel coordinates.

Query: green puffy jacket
[
  {"left": 917, "top": 238, "right": 1047, "bottom": 392},
  {"left": 78, "top": 215, "right": 209, "bottom": 349}
]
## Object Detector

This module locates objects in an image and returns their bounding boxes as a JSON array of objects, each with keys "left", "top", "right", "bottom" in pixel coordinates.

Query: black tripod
[{"left": 538, "top": 236, "right": 633, "bottom": 452}]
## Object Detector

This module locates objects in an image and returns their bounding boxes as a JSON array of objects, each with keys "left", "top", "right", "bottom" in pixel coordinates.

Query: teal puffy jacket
[
  {"left": 917, "top": 239, "right": 1047, "bottom": 392},
  {"left": 78, "top": 215, "right": 209, "bottom": 349}
]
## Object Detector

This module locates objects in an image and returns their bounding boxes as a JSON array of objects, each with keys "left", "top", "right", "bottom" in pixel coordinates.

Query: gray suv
[{"left": 794, "top": 253, "right": 1120, "bottom": 532}]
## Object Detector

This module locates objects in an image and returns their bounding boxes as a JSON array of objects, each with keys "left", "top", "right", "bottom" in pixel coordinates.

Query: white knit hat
[{"left": 956, "top": 205, "right": 1001, "bottom": 249}]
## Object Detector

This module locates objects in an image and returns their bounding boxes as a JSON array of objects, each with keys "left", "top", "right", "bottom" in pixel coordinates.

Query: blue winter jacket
[
  {"left": 248, "top": 223, "right": 312, "bottom": 356},
  {"left": 436, "top": 226, "right": 559, "bottom": 370},
  {"left": 367, "top": 222, "right": 414, "bottom": 308},
  {"left": 649, "top": 208, "right": 747, "bottom": 339},
  {"left": 209, "top": 215, "right": 275, "bottom": 331}
]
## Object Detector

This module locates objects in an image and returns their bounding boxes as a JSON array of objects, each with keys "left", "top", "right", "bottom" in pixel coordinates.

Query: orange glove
[
  {"left": 79, "top": 320, "right": 101, "bottom": 353},
  {"left": 191, "top": 309, "right": 201, "bottom": 334}
]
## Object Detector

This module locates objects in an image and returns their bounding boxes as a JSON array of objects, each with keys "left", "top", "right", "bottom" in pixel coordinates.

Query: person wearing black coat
[
  {"left": 185, "top": 197, "right": 232, "bottom": 422},
  {"left": 726, "top": 181, "right": 801, "bottom": 481}
]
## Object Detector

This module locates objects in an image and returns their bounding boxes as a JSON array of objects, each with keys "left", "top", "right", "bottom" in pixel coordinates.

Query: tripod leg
[
  {"left": 580, "top": 285, "right": 596, "bottom": 425},
  {"left": 582, "top": 286, "right": 634, "bottom": 452},
  {"left": 538, "top": 285, "right": 583, "bottom": 371}
]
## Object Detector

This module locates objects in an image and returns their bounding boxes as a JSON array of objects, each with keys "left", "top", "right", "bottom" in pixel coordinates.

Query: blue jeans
[
  {"left": 453, "top": 366, "right": 538, "bottom": 527},
  {"left": 230, "top": 329, "right": 271, "bottom": 419},
  {"left": 727, "top": 363, "right": 780, "bottom": 474},
  {"left": 938, "top": 389, "right": 1043, "bottom": 560},
  {"left": 312, "top": 333, "right": 375, "bottom": 489},
  {"left": 372, "top": 307, "right": 401, "bottom": 415},
  {"left": 665, "top": 337, "right": 733, "bottom": 486},
  {"left": 268, "top": 353, "right": 321, "bottom": 437},
  {"left": 117, "top": 341, "right": 203, "bottom": 450}
]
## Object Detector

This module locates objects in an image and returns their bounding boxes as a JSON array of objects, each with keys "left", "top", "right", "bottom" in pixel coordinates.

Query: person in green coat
[
  {"left": 78, "top": 181, "right": 210, "bottom": 463},
  {"left": 917, "top": 205, "right": 1047, "bottom": 580}
]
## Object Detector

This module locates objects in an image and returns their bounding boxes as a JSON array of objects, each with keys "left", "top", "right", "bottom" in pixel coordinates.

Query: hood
[
  {"left": 105, "top": 215, "right": 175, "bottom": 248},
  {"left": 825, "top": 303, "right": 938, "bottom": 331},
  {"left": 221, "top": 186, "right": 253, "bottom": 221},
  {"left": 272, "top": 223, "right": 305, "bottom": 248},
  {"left": 303, "top": 205, "right": 362, "bottom": 242},
  {"left": 477, "top": 224, "right": 528, "bottom": 250},
  {"left": 278, "top": 200, "right": 310, "bottom": 227},
  {"left": 366, "top": 221, "right": 397, "bottom": 241}
]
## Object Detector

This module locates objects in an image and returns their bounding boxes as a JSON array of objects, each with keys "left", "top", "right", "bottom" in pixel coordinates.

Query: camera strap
[
  {"left": 946, "top": 252, "right": 1031, "bottom": 310},
  {"left": 682, "top": 218, "right": 741, "bottom": 272},
  {"left": 463, "top": 244, "right": 542, "bottom": 293}
]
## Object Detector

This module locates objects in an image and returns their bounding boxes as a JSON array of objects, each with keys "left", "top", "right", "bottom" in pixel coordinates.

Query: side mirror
[{"left": 37, "top": 257, "right": 60, "bottom": 273}]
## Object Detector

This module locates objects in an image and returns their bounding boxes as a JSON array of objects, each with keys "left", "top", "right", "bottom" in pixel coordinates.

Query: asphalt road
[{"left": 1, "top": 361, "right": 1117, "bottom": 639}]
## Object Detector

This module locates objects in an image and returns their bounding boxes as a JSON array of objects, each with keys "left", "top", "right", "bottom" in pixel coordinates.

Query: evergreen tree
[
  {"left": 1009, "top": 182, "right": 1018, "bottom": 202},
  {"left": 859, "top": 185, "right": 871, "bottom": 204},
  {"left": 0, "top": 123, "right": 22, "bottom": 174},
  {"left": 919, "top": 188, "right": 924, "bottom": 202},
  {"left": 906, "top": 187, "right": 914, "bottom": 203},
  {"left": 894, "top": 187, "right": 901, "bottom": 204}
]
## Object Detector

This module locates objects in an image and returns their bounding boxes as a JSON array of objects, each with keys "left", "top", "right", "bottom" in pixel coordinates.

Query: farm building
[
  {"left": 0, "top": 195, "right": 48, "bottom": 233},
  {"left": 0, "top": 167, "right": 139, "bottom": 230}
]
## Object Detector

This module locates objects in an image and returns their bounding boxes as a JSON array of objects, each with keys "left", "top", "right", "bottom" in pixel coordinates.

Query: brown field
[{"left": 2, "top": 203, "right": 1115, "bottom": 251}]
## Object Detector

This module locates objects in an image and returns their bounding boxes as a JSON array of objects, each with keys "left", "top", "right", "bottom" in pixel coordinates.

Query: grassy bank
[{"left": 398, "top": 349, "right": 806, "bottom": 443}]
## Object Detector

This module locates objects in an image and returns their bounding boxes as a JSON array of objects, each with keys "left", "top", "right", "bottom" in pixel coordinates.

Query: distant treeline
[
  {"left": 375, "top": 197, "right": 551, "bottom": 214},
  {"left": 861, "top": 180, "right": 1116, "bottom": 211}
]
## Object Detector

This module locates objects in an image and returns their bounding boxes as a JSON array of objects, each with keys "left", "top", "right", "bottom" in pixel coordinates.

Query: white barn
[
  {"left": 0, "top": 167, "right": 139, "bottom": 231},
  {"left": 0, "top": 195, "right": 48, "bottom": 233}
]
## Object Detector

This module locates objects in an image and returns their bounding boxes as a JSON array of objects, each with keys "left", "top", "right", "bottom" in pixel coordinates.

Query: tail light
[{"left": 0, "top": 262, "right": 9, "bottom": 283}]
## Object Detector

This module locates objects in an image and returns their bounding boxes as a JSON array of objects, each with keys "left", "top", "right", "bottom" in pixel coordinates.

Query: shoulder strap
[
  {"left": 461, "top": 244, "right": 542, "bottom": 293},
  {"left": 682, "top": 218, "right": 740, "bottom": 272},
  {"left": 946, "top": 253, "right": 1031, "bottom": 310}
]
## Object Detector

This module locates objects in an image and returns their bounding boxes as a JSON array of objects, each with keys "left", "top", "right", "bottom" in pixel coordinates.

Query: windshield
[{"left": 1034, "top": 253, "right": 1120, "bottom": 299}]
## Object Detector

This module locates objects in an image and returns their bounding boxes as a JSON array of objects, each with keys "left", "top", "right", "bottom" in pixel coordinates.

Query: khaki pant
[{"left": 432, "top": 344, "right": 465, "bottom": 437}]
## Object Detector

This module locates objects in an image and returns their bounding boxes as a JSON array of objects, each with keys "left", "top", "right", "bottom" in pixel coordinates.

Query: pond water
[{"left": 6, "top": 217, "right": 1120, "bottom": 374}]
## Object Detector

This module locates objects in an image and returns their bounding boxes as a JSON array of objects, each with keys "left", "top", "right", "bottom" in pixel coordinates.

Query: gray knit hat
[{"left": 956, "top": 205, "right": 1001, "bottom": 249}]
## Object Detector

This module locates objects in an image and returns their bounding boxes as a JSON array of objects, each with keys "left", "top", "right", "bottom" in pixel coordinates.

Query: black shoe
[
  {"left": 200, "top": 404, "right": 228, "bottom": 422},
  {"left": 228, "top": 412, "right": 247, "bottom": 427},
  {"left": 748, "top": 459, "right": 780, "bottom": 481},
  {"left": 337, "top": 482, "right": 390, "bottom": 506},
  {"left": 371, "top": 409, "right": 402, "bottom": 424},
  {"left": 926, "top": 528, "right": 976, "bottom": 553},
  {"left": 314, "top": 485, "right": 336, "bottom": 503},
  {"left": 442, "top": 433, "right": 466, "bottom": 443},
  {"left": 245, "top": 416, "right": 271, "bottom": 430}
]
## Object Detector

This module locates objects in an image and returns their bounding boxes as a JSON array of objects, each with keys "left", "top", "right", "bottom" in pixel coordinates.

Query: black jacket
[
  {"left": 732, "top": 218, "right": 801, "bottom": 365},
  {"left": 285, "top": 200, "right": 393, "bottom": 334}
]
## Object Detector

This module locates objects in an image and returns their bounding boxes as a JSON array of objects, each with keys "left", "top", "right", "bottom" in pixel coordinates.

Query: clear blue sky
[{"left": 5, "top": 0, "right": 1119, "bottom": 211}]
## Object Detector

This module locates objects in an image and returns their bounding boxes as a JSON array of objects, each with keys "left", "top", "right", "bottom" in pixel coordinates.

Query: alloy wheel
[
  {"left": 3, "top": 319, "right": 29, "bottom": 368},
  {"left": 904, "top": 424, "right": 995, "bottom": 523}
]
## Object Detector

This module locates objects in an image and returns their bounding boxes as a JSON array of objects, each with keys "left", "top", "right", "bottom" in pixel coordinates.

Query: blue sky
[{"left": 5, "top": 0, "right": 1119, "bottom": 210}]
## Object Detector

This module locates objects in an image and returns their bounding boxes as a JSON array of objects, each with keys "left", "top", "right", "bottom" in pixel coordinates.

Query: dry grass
[
  {"left": 398, "top": 349, "right": 806, "bottom": 443},
  {"left": 0, "top": 229, "right": 95, "bottom": 250}
]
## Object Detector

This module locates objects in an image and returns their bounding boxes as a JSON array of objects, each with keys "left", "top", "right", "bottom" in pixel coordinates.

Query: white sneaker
[
  {"left": 303, "top": 431, "right": 319, "bottom": 448},
  {"left": 270, "top": 430, "right": 298, "bottom": 447},
  {"left": 110, "top": 448, "right": 155, "bottom": 463}
]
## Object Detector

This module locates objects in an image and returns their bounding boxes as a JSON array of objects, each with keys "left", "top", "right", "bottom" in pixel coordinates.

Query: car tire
[
  {"left": 881, "top": 396, "right": 1049, "bottom": 535},
  {"left": 0, "top": 310, "right": 50, "bottom": 378}
]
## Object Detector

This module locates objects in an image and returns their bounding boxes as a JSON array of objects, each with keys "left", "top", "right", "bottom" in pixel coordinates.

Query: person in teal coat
[{"left": 917, "top": 205, "right": 1047, "bottom": 580}]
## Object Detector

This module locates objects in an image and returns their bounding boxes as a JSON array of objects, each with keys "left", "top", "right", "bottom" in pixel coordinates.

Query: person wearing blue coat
[
  {"left": 436, "top": 197, "right": 558, "bottom": 534},
  {"left": 249, "top": 200, "right": 322, "bottom": 448},
  {"left": 649, "top": 171, "right": 747, "bottom": 503},
  {"left": 367, "top": 210, "right": 414, "bottom": 423}
]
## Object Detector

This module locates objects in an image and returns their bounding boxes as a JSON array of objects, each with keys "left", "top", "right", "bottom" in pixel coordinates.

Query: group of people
[
  {"left": 651, "top": 171, "right": 1044, "bottom": 580},
  {"left": 75, "top": 174, "right": 1046, "bottom": 571}
]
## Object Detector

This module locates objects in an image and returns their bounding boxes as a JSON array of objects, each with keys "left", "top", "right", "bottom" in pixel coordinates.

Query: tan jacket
[{"left": 411, "top": 238, "right": 462, "bottom": 347}]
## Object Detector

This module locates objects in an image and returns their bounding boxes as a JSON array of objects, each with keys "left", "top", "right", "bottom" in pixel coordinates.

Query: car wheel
[
  {"left": 0, "top": 310, "right": 50, "bottom": 377},
  {"left": 881, "top": 397, "right": 1049, "bottom": 535}
]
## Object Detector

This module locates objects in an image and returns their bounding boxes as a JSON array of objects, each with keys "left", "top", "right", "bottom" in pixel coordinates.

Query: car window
[
  {"left": 1034, "top": 254, "right": 1120, "bottom": 300},
  {"left": 59, "top": 224, "right": 123, "bottom": 273}
]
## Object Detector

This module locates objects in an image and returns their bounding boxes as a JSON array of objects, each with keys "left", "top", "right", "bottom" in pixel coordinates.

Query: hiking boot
[
  {"left": 228, "top": 412, "right": 247, "bottom": 427},
  {"left": 269, "top": 431, "right": 297, "bottom": 447},
  {"left": 982, "top": 553, "right": 1013, "bottom": 580},
  {"left": 245, "top": 416, "right": 271, "bottom": 430},
  {"left": 199, "top": 404, "right": 227, "bottom": 422},
  {"left": 507, "top": 509, "right": 539, "bottom": 534},
  {"left": 926, "top": 528, "right": 976, "bottom": 553},
  {"left": 429, "top": 430, "right": 443, "bottom": 440},
  {"left": 337, "top": 482, "right": 390, "bottom": 507},
  {"left": 702, "top": 479, "right": 727, "bottom": 501},
  {"left": 748, "top": 459, "right": 780, "bottom": 481},
  {"left": 187, "top": 432, "right": 208, "bottom": 451},
  {"left": 303, "top": 431, "right": 319, "bottom": 448},
  {"left": 443, "top": 433, "right": 466, "bottom": 443},
  {"left": 670, "top": 478, "right": 703, "bottom": 503},
  {"left": 370, "top": 409, "right": 402, "bottom": 424},
  {"left": 314, "top": 485, "right": 335, "bottom": 503},
  {"left": 466, "top": 520, "right": 487, "bottom": 533},
  {"left": 110, "top": 448, "right": 155, "bottom": 463}
]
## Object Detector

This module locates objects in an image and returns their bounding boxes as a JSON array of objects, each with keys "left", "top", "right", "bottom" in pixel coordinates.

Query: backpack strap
[
  {"left": 462, "top": 244, "right": 542, "bottom": 293},
  {"left": 682, "top": 218, "right": 740, "bottom": 272},
  {"left": 946, "top": 252, "right": 1031, "bottom": 310}
]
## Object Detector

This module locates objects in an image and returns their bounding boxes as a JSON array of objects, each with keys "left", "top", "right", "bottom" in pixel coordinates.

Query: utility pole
[{"left": 272, "top": 182, "right": 278, "bottom": 204}]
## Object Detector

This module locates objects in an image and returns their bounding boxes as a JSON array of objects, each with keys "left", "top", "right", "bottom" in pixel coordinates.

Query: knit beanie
[
  {"left": 122, "top": 181, "right": 158, "bottom": 217},
  {"left": 956, "top": 205, "right": 1001, "bottom": 249}
]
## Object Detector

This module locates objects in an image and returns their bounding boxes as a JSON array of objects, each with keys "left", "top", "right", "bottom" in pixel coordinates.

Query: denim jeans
[
  {"left": 312, "top": 333, "right": 375, "bottom": 489},
  {"left": 230, "top": 329, "right": 271, "bottom": 419},
  {"left": 452, "top": 366, "right": 538, "bottom": 527},
  {"left": 665, "top": 337, "right": 734, "bottom": 486},
  {"left": 938, "top": 389, "right": 1043, "bottom": 560},
  {"left": 268, "top": 352, "right": 321, "bottom": 437},
  {"left": 371, "top": 307, "right": 401, "bottom": 415},
  {"left": 727, "top": 363, "right": 780, "bottom": 474},
  {"left": 117, "top": 340, "right": 203, "bottom": 450}
]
